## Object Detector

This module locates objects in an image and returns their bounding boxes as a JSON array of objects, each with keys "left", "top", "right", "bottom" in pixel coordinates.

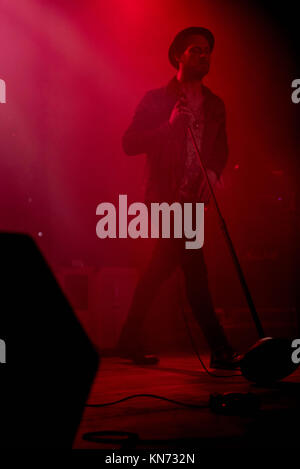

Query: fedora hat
[{"left": 168, "top": 26, "right": 215, "bottom": 69}]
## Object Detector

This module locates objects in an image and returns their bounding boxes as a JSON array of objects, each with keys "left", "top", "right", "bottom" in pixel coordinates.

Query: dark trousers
[{"left": 117, "top": 236, "right": 231, "bottom": 354}]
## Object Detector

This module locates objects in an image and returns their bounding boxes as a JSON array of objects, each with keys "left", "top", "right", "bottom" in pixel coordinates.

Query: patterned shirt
[{"left": 178, "top": 103, "right": 205, "bottom": 202}]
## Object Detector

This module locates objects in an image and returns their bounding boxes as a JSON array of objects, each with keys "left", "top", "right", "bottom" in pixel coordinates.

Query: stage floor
[{"left": 74, "top": 353, "right": 300, "bottom": 449}]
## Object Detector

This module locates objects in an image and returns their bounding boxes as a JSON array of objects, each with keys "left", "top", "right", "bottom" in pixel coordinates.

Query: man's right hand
[{"left": 168, "top": 96, "right": 193, "bottom": 128}]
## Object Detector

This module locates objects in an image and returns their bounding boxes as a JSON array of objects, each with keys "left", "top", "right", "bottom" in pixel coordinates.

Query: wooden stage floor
[{"left": 74, "top": 353, "right": 300, "bottom": 449}]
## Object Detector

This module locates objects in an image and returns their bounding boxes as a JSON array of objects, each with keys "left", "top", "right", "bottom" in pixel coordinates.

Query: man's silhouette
[{"left": 117, "top": 27, "right": 240, "bottom": 369}]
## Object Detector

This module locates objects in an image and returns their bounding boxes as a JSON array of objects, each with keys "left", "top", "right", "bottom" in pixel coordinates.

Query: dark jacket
[{"left": 122, "top": 76, "right": 229, "bottom": 204}]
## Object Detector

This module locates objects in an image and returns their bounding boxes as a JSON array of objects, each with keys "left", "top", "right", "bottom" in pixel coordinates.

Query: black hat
[{"left": 168, "top": 26, "right": 215, "bottom": 69}]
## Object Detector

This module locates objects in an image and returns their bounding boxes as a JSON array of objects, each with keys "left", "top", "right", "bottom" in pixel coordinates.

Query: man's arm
[
  {"left": 196, "top": 99, "right": 228, "bottom": 202},
  {"left": 208, "top": 100, "right": 229, "bottom": 180},
  {"left": 122, "top": 90, "right": 172, "bottom": 156}
]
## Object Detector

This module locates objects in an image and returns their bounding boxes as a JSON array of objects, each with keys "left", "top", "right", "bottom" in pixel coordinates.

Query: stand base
[{"left": 240, "top": 337, "right": 299, "bottom": 384}]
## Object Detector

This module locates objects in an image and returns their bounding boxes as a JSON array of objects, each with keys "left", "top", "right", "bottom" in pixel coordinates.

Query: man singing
[{"left": 116, "top": 27, "right": 240, "bottom": 369}]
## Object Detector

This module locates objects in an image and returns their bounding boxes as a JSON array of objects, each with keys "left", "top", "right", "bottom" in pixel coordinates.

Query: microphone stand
[
  {"left": 188, "top": 125, "right": 300, "bottom": 383},
  {"left": 187, "top": 125, "right": 265, "bottom": 338}
]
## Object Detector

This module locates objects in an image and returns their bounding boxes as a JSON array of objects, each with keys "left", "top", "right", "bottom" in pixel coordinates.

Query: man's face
[{"left": 177, "top": 35, "right": 211, "bottom": 79}]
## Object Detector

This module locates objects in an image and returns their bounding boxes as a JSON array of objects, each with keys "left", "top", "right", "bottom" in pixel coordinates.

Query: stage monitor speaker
[{"left": 0, "top": 232, "right": 99, "bottom": 448}]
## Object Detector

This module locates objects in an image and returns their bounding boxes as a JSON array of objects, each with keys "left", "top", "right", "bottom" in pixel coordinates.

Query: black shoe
[
  {"left": 210, "top": 348, "right": 242, "bottom": 370},
  {"left": 117, "top": 347, "right": 159, "bottom": 365}
]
